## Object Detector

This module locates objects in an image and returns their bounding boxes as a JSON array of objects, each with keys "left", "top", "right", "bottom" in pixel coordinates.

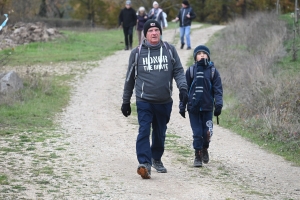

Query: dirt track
[{"left": 1, "top": 25, "right": 300, "bottom": 199}]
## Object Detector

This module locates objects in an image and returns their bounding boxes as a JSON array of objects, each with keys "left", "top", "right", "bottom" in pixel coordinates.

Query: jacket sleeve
[
  {"left": 118, "top": 10, "right": 123, "bottom": 26},
  {"left": 189, "top": 8, "right": 196, "bottom": 20},
  {"left": 185, "top": 67, "right": 193, "bottom": 92},
  {"left": 133, "top": 9, "right": 137, "bottom": 25},
  {"left": 122, "top": 50, "right": 136, "bottom": 104},
  {"left": 169, "top": 45, "right": 188, "bottom": 91},
  {"left": 177, "top": 9, "right": 181, "bottom": 19},
  {"left": 212, "top": 69, "right": 223, "bottom": 107},
  {"left": 148, "top": 9, "right": 154, "bottom": 19},
  {"left": 159, "top": 11, "right": 165, "bottom": 27}
]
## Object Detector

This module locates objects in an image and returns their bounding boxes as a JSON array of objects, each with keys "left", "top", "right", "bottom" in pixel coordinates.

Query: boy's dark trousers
[
  {"left": 136, "top": 101, "right": 173, "bottom": 164},
  {"left": 188, "top": 111, "right": 213, "bottom": 150}
]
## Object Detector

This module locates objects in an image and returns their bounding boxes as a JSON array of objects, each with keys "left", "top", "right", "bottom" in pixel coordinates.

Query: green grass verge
[
  {"left": 0, "top": 174, "right": 9, "bottom": 185},
  {"left": 219, "top": 106, "right": 300, "bottom": 166},
  {"left": 0, "top": 29, "right": 127, "bottom": 66},
  {"left": 0, "top": 75, "right": 71, "bottom": 134}
]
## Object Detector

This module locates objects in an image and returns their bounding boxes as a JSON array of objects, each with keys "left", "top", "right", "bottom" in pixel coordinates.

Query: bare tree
[
  {"left": 295, "top": 0, "right": 298, "bottom": 22},
  {"left": 10, "top": 0, "right": 40, "bottom": 21},
  {"left": 38, "top": 0, "right": 47, "bottom": 17},
  {"left": 47, "top": 0, "right": 67, "bottom": 18},
  {"left": 276, "top": 0, "right": 280, "bottom": 15}
]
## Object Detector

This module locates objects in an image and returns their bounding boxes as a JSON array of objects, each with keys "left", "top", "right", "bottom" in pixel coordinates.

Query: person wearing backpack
[
  {"left": 121, "top": 19, "right": 188, "bottom": 179},
  {"left": 179, "top": 45, "right": 223, "bottom": 167},
  {"left": 172, "top": 0, "right": 196, "bottom": 50},
  {"left": 148, "top": 1, "right": 165, "bottom": 29}
]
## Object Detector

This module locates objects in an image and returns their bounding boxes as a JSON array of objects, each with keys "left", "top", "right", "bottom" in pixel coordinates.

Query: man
[
  {"left": 173, "top": 0, "right": 196, "bottom": 50},
  {"left": 118, "top": 0, "right": 137, "bottom": 50},
  {"left": 121, "top": 19, "right": 188, "bottom": 179},
  {"left": 148, "top": 1, "right": 165, "bottom": 29}
]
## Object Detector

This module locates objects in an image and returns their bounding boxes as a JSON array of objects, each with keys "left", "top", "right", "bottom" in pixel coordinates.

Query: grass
[
  {"left": 0, "top": 174, "right": 9, "bottom": 185},
  {"left": 220, "top": 108, "right": 300, "bottom": 166},
  {"left": 0, "top": 28, "right": 127, "bottom": 66},
  {"left": 0, "top": 76, "right": 70, "bottom": 133}
]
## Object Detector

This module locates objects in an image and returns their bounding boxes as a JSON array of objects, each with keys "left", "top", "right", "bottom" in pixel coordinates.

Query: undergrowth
[{"left": 210, "top": 12, "right": 300, "bottom": 165}]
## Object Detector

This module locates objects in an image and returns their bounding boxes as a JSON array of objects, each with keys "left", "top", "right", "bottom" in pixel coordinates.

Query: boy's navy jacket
[{"left": 185, "top": 61, "right": 223, "bottom": 112}]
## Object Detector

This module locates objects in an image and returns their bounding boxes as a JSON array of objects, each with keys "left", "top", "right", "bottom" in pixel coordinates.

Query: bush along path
[{"left": 1, "top": 25, "right": 300, "bottom": 199}]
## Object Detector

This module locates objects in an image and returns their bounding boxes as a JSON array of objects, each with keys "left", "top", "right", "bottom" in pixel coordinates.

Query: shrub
[{"left": 210, "top": 12, "right": 300, "bottom": 144}]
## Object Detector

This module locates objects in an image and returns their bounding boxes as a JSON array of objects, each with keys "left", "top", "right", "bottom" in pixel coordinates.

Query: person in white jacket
[{"left": 148, "top": 1, "right": 165, "bottom": 28}]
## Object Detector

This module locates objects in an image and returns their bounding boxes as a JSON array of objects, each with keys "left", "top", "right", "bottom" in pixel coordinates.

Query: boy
[{"left": 179, "top": 45, "right": 223, "bottom": 167}]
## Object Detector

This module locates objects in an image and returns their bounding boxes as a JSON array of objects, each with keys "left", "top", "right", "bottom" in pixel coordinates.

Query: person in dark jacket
[
  {"left": 121, "top": 19, "right": 188, "bottom": 179},
  {"left": 118, "top": 0, "right": 137, "bottom": 50},
  {"left": 179, "top": 45, "right": 223, "bottom": 167},
  {"left": 173, "top": 0, "right": 196, "bottom": 50},
  {"left": 136, "top": 6, "right": 148, "bottom": 45}
]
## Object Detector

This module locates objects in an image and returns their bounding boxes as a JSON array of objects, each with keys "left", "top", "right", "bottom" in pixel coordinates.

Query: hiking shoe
[
  {"left": 180, "top": 43, "right": 185, "bottom": 49},
  {"left": 194, "top": 150, "right": 203, "bottom": 167},
  {"left": 187, "top": 47, "right": 191, "bottom": 50},
  {"left": 151, "top": 158, "right": 167, "bottom": 173},
  {"left": 202, "top": 148, "right": 209, "bottom": 164},
  {"left": 137, "top": 163, "right": 151, "bottom": 179}
]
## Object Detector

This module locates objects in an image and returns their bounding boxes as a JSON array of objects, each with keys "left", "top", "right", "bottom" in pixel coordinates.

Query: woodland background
[{"left": 0, "top": 0, "right": 297, "bottom": 27}]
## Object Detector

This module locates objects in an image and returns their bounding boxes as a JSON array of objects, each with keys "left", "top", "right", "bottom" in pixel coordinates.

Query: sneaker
[
  {"left": 137, "top": 163, "right": 151, "bottom": 179},
  {"left": 187, "top": 47, "right": 191, "bottom": 50},
  {"left": 202, "top": 148, "right": 209, "bottom": 164},
  {"left": 151, "top": 158, "right": 167, "bottom": 173},
  {"left": 193, "top": 150, "right": 203, "bottom": 167},
  {"left": 180, "top": 43, "right": 185, "bottom": 49}
]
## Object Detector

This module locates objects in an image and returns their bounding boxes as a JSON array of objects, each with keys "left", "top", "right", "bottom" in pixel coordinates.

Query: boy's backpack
[{"left": 127, "top": 42, "right": 175, "bottom": 81}]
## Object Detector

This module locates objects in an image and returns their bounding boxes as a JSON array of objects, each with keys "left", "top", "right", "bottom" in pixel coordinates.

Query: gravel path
[
  {"left": 1, "top": 25, "right": 299, "bottom": 200},
  {"left": 56, "top": 25, "right": 300, "bottom": 199}
]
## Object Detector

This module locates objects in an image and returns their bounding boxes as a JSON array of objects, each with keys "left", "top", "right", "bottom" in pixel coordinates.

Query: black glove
[
  {"left": 179, "top": 102, "right": 186, "bottom": 118},
  {"left": 121, "top": 103, "right": 131, "bottom": 117},
  {"left": 214, "top": 105, "right": 222, "bottom": 116},
  {"left": 179, "top": 89, "right": 188, "bottom": 105}
]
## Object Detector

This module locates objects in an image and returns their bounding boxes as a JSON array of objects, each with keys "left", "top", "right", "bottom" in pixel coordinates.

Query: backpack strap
[
  {"left": 126, "top": 44, "right": 141, "bottom": 82},
  {"left": 189, "top": 64, "right": 195, "bottom": 79},
  {"left": 211, "top": 66, "right": 215, "bottom": 81},
  {"left": 189, "top": 64, "right": 216, "bottom": 81},
  {"left": 163, "top": 41, "right": 176, "bottom": 65},
  {"left": 134, "top": 44, "right": 142, "bottom": 79}
]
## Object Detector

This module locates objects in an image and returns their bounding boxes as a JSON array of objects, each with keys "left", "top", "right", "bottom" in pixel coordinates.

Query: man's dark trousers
[{"left": 136, "top": 101, "right": 173, "bottom": 164}]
